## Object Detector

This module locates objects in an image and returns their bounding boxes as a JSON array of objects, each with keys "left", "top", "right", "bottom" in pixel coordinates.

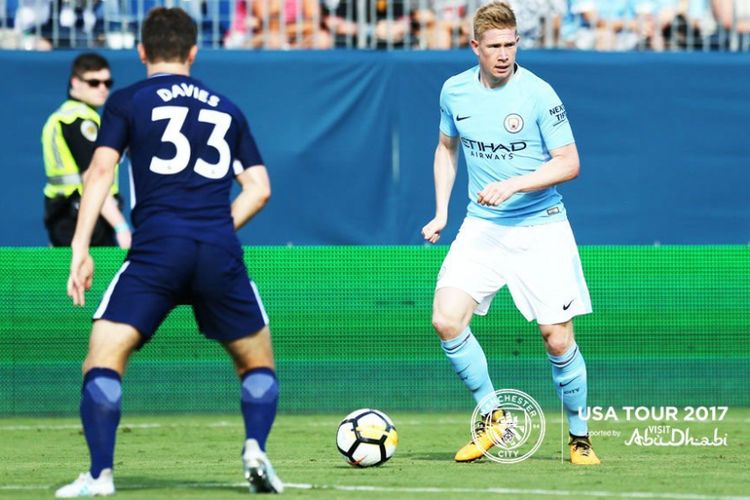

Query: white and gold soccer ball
[{"left": 336, "top": 408, "right": 398, "bottom": 467}]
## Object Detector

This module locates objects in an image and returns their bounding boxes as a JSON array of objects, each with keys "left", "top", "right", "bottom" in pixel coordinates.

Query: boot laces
[{"left": 572, "top": 438, "right": 592, "bottom": 456}]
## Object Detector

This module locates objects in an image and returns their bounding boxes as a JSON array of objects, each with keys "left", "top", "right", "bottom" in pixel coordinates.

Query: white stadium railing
[{"left": 1, "top": 0, "right": 748, "bottom": 51}]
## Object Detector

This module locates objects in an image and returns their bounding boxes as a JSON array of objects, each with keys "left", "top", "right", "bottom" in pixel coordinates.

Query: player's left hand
[
  {"left": 67, "top": 250, "right": 94, "bottom": 307},
  {"left": 116, "top": 228, "right": 132, "bottom": 249},
  {"left": 477, "top": 179, "right": 520, "bottom": 207}
]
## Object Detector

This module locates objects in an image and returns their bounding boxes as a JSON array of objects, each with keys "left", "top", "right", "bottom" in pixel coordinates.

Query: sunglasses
[{"left": 79, "top": 77, "right": 114, "bottom": 89}]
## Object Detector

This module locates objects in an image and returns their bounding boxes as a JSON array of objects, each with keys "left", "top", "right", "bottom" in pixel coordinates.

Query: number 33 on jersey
[{"left": 95, "top": 74, "right": 264, "bottom": 247}]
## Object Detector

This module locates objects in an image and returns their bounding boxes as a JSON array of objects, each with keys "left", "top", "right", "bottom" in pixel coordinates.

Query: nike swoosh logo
[
  {"left": 563, "top": 299, "right": 574, "bottom": 311},
  {"left": 560, "top": 377, "right": 578, "bottom": 387},
  {"left": 456, "top": 115, "right": 471, "bottom": 121}
]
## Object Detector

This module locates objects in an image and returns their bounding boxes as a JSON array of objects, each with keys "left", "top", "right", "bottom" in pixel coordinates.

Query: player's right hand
[
  {"left": 67, "top": 251, "right": 94, "bottom": 307},
  {"left": 422, "top": 215, "right": 447, "bottom": 244}
]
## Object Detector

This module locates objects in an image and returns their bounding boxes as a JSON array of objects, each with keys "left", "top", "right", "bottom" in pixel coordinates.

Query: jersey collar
[{"left": 475, "top": 63, "right": 522, "bottom": 91}]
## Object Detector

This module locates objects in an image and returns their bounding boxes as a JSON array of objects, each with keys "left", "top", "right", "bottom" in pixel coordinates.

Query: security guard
[{"left": 42, "top": 53, "right": 131, "bottom": 248}]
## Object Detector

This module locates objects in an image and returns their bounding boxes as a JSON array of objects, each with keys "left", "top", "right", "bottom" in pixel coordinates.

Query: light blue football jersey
[{"left": 439, "top": 64, "right": 575, "bottom": 226}]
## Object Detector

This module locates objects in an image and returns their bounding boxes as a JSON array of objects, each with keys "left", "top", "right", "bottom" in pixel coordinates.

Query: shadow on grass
[
  {"left": 398, "top": 452, "right": 455, "bottom": 462},
  {"left": 115, "top": 476, "right": 248, "bottom": 494},
  {"left": 400, "top": 452, "right": 563, "bottom": 463}
]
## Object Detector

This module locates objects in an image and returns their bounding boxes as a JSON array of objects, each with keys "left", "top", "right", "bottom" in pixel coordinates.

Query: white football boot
[
  {"left": 55, "top": 468, "right": 115, "bottom": 497},
  {"left": 242, "top": 439, "right": 284, "bottom": 494}
]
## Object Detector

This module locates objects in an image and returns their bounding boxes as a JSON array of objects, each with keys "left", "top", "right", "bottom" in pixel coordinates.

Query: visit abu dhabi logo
[
  {"left": 581, "top": 406, "right": 730, "bottom": 447},
  {"left": 471, "top": 389, "right": 546, "bottom": 463}
]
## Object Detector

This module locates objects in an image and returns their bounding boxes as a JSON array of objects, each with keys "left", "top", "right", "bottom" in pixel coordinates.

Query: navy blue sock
[
  {"left": 240, "top": 368, "right": 279, "bottom": 451},
  {"left": 80, "top": 368, "right": 122, "bottom": 478}
]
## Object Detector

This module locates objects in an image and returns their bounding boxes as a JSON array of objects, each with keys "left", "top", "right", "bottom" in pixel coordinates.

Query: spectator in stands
[
  {"left": 100, "top": 0, "right": 136, "bottom": 49},
  {"left": 686, "top": 0, "right": 717, "bottom": 33},
  {"left": 370, "top": 0, "right": 414, "bottom": 48},
  {"left": 631, "top": 0, "right": 678, "bottom": 50},
  {"left": 660, "top": 0, "right": 717, "bottom": 49},
  {"left": 560, "top": 0, "right": 585, "bottom": 47},
  {"left": 412, "top": 0, "right": 468, "bottom": 49},
  {"left": 12, "top": 0, "right": 53, "bottom": 49},
  {"left": 41, "top": 53, "right": 131, "bottom": 248},
  {"left": 568, "top": 0, "right": 640, "bottom": 50},
  {"left": 507, "top": 0, "right": 567, "bottom": 47},
  {"left": 103, "top": 0, "right": 229, "bottom": 49},
  {"left": 39, "top": 0, "right": 106, "bottom": 48},
  {"left": 712, "top": 0, "right": 750, "bottom": 48},
  {"left": 12, "top": 0, "right": 135, "bottom": 50},
  {"left": 225, "top": 0, "right": 332, "bottom": 49},
  {"left": 414, "top": 0, "right": 568, "bottom": 50},
  {"left": 322, "top": 0, "right": 360, "bottom": 47},
  {"left": 322, "top": 0, "right": 413, "bottom": 49}
]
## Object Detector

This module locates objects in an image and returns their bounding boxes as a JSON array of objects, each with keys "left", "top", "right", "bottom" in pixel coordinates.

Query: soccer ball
[{"left": 336, "top": 408, "right": 398, "bottom": 467}]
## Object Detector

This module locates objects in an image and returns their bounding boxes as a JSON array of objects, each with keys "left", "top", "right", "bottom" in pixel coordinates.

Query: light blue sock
[
  {"left": 441, "top": 327, "right": 500, "bottom": 415},
  {"left": 548, "top": 343, "right": 588, "bottom": 436}
]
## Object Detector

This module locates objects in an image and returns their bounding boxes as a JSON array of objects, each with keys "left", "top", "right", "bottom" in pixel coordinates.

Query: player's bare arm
[
  {"left": 422, "top": 132, "right": 459, "bottom": 244},
  {"left": 67, "top": 146, "right": 120, "bottom": 306},
  {"left": 84, "top": 162, "right": 130, "bottom": 247},
  {"left": 477, "top": 142, "right": 580, "bottom": 207},
  {"left": 98, "top": 194, "right": 131, "bottom": 249},
  {"left": 231, "top": 165, "right": 271, "bottom": 230}
]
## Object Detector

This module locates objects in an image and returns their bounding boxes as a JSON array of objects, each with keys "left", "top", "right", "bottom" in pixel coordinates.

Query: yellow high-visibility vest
[{"left": 42, "top": 99, "right": 119, "bottom": 198}]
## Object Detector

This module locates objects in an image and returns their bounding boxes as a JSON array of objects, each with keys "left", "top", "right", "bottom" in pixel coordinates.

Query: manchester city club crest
[
  {"left": 471, "top": 389, "right": 546, "bottom": 464},
  {"left": 504, "top": 113, "right": 524, "bottom": 134}
]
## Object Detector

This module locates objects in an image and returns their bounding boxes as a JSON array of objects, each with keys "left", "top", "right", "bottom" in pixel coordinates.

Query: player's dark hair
[
  {"left": 69, "top": 53, "right": 109, "bottom": 89},
  {"left": 141, "top": 7, "right": 197, "bottom": 63}
]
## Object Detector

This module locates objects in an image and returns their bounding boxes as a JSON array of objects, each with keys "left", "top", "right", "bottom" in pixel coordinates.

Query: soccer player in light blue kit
[
  {"left": 57, "top": 7, "right": 283, "bottom": 496},
  {"left": 422, "top": 1, "right": 600, "bottom": 465}
]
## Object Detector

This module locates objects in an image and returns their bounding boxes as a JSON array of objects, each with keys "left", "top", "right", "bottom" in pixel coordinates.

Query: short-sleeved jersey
[
  {"left": 439, "top": 65, "right": 575, "bottom": 226},
  {"left": 96, "top": 74, "right": 263, "bottom": 254}
]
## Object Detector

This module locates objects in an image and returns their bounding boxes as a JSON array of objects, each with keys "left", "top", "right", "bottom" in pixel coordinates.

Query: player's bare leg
[
  {"left": 223, "top": 327, "right": 284, "bottom": 493},
  {"left": 541, "top": 321, "right": 600, "bottom": 465},
  {"left": 432, "top": 287, "right": 476, "bottom": 342},
  {"left": 433, "top": 288, "right": 505, "bottom": 462},
  {"left": 56, "top": 320, "right": 141, "bottom": 498},
  {"left": 82, "top": 320, "right": 141, "bottom": 375},
  {"left": 223, "top": 326, "right": 275, "bottom": 375}
]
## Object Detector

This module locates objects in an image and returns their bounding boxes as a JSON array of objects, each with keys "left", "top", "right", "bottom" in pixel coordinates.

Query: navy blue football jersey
[{"left": 96, "top": 74, "right": 263, "bottom": 253}]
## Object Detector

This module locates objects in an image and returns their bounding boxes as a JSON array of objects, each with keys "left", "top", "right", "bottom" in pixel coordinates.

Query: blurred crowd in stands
[{"left": 1, "top": 0, "right": 748, "bottom": 50}]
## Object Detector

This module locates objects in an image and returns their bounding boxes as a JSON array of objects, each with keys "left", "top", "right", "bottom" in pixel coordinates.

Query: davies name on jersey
[{"left": 156, "top": 82, "right": 220, "bottom": 107}]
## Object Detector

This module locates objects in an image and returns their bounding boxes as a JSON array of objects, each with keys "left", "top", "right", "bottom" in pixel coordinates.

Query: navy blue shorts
[{"left": 93, "top": 237, "right": 268, "bottom": 344}]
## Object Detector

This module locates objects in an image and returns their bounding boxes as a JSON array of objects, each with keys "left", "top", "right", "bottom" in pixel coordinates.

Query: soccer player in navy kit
[
  {"left": 58, "top": 8, "right": 283, "bottom": 496},
  {"left": 422, "top": 1, "right": 600, "bottom": 465}
]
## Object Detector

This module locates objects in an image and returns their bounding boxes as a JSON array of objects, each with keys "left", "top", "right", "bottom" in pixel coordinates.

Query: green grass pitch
[{"left": 1, "top": 410, "right": 748, "bottom": 499}]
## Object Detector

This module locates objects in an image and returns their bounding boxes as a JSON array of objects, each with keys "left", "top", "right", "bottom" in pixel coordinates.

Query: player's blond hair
[{"left": 473, "top": 1, "right": 517, "bottom": 41}]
